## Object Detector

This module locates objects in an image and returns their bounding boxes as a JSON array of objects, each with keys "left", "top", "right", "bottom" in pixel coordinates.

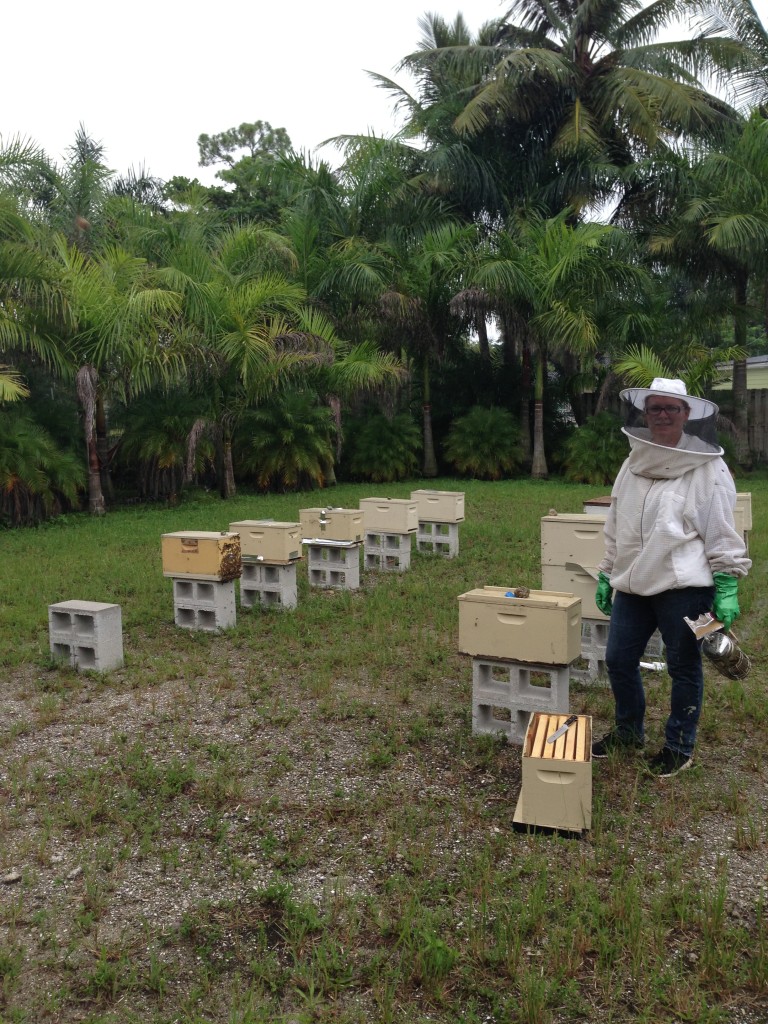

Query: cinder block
[
  {"left": 306, "top": 541, "right": 361, "bottom": 590},
  {"left": 48, "top": 600, "right": 124, "bottom": 672},
  {"left": 229, "top": 520, "right": 302, "bottom": 563},
  {"left": 240, "top": 561, "right": 298, "bottom": 609},
  {"left": 359, "top": 498, "right": 418, "bottom": 534},
  {"left": 458, "top": 587, "right": 581, "bottom": 665},
  {"left": 570, "top": 620, "right": 664, "bottom": 684},
  {"left": 472, "top": 657, "right": 570, "bottom": 714},
  {"left": 514, "top": 712, "right": 592, "bottom": 834},
  {"left": 364, "top": 532, "right": 411, "bottom": 572},
  {"left": 300, "top": 508, "right": 364, "bottom": 543},
  {"left": 471, "top": 656, "right": 571, "bottom": 744},
  {"left": 417, "top": 521, "right": 460, "bottom": 558},
  {"left": 172, "top": 578, "right": 236, "bottom": 631},
  {"left": 162, "top": 532, "right": 241, "bottom": 580},
  {"left": 410, "top": 489, "right": 465, "bottom": 523}
]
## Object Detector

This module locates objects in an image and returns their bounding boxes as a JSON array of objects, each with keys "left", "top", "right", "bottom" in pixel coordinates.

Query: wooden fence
[{"left": 746, "top": 390, "right": 768, "bottom": 463}]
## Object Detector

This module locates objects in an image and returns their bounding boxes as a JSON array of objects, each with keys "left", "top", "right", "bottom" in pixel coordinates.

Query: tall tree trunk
[
  {"left": 222, "top": 438, "right": 237, "bottom": 499},
  {"left": 76, "top": 365, "right": 106, "bottom": 516},
  {"left": 732, "top": 271, "right": 750, "bottom": 467},
  {"left": 95, "top": 393, "right": 113, "bottom": 501},
  {"left": 519, "top": 340, "right": 532, "bottom": 464},
  {"left": 477, "top": 317, "right": 491, "bottom": 364},
  {"left": 421, "top": 356, "right": 438, "bottom": 478},
  {"left": 530, "top": 349, "right": 548, "bottom": 479}
]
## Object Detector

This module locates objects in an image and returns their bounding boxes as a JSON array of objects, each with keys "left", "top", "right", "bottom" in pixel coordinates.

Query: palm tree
[
  {"left": 0, "top": 407, "right": 83, "bottom": 525},
  {"left": 404, "top": 0, "right": 759, "bottom": 216},
  {"left": 468, "top": 211, "right": 651, "bottom": 477},
  {"left": 650, "top": 111, "right": 768, "bottom": 462}
]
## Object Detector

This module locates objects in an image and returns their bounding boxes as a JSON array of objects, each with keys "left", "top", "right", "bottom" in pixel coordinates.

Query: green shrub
[
  {"left": 235, "top": 390, "right": 335, "bottom": 491},
  {"left": 443, "top": 406, "right": 523, "bottom": 480},
  {"left": 345, "top": 413, "right": 421, "bottom": 483},
  {"left": 562, "top": 411, "right": 626, "bottom": 484},
  {"left": 0, "top": 408, "right": 84, "bottom": 526}
]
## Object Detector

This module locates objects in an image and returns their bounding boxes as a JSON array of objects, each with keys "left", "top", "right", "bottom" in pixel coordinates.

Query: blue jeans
[{"left": 605, "top": 587, "right": 714, "bottom": 757}]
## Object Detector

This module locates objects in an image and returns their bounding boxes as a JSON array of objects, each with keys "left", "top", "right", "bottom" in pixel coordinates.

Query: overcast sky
[{"left": 4, "top": 0, "right": 767, "bottom": 187}]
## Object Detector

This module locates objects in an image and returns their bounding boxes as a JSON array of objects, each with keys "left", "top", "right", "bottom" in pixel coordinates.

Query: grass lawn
[{"left": 1, "top": 476, "right": 767, "bottom": 1024}]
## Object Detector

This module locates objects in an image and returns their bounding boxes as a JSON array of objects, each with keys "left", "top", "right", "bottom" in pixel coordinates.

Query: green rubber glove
[
  {"left": 712, "top": 572, "right": 740, "bottom": 631},
  {"left": 595, "top": 572, "right": 613, "bottom": 616}
]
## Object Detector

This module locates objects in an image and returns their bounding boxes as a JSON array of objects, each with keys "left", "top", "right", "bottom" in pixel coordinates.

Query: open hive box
[{"left": 513, "top": 712, "right": 592, "bottom": 835}]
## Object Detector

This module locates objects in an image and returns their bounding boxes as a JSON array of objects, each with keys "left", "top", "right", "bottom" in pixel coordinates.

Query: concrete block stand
[
  {"left": 240, "top": 561, "right": 298, "bottom": 609},
  {"left": 364, "top": 532, "right": 411, "bottom": 572},
  {"left": 471, "top": 656, "right": 571, "bottom": 745},
  {"left": 48, "top": 600, "right": 124, "bottom": 672},
  {"left": 305, "top": 541, "right": 361, "bottom": 590},
  {"left": 417, "top": 521, "right": 460, "bottom": 558},
  {"left": 172, "top": 578, "right": 236, "bottom": 631}
]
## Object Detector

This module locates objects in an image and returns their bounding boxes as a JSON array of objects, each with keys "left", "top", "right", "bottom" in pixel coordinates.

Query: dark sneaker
[
  {"left": 646, "top": 747, "right": 693, "bottom": 779},
  {"left": 591, "top": 730, "right": 643, "bottom": 759}
]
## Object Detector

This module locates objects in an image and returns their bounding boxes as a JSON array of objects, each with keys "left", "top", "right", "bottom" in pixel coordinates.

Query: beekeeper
[{"left": 591, "top": 378, "right": 750, "bottom": 777}]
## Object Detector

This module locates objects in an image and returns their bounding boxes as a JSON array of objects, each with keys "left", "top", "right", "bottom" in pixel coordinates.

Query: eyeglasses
[{"left": 645, "top": 404, "right": 685, "bottom": 416}]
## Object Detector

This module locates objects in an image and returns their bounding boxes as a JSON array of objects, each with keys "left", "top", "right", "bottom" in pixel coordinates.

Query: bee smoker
[
  {"left": 701, "top": 630, "right": 751, "bottom": 680},
  {"left": 683, "top": 612, "right": 752, "bottom": 681}
]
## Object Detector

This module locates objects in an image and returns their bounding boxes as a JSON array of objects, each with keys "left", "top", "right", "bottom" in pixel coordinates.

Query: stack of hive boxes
[
  {"left": 541, "top": 510, "right": 668, "bottom": 679},
  {"left": 735, "top": 492, "right": 752, "bottom": 552},
  {"left": 162, "top": 531, "right": 241, "bottom": 630},
  {"left": 300, "top": 508, "right": 364, "bottom": 590},
  {"left": 540, "top": 513, "right": 612, "bottom": 680},
  {"left": 457, "top": 586, "right": 581, "bottom": 745},
  {"left": 412, "top": 489, "right": 464, "bottom": 558},
  {"left": 230, "top": 520, "right": 302, "bottom": 609},
  {"left": 360, "top": 497, "right": 418, "bottom": 572}
]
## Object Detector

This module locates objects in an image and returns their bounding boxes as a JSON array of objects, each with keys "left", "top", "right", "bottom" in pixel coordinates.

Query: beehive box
[
  {"left": 541, "top": 513, "right": 607, "bottom": 568},
  {"left": 541, "top": 563, "right": 606, "bottom": 621},
  {"left": 229, "top": 521, "right": 302, "bottom": 563},
  {"left": 737, "top": 491, "right": 753, "bottom": 532},
  {"left": 300, "top": 507, "right": 364, "bottom": 543},
  {"left": 582, "top": 495, "right": 611, "bottom": 515},
  {"left": 359, "top": 497, "right": 418, "bottom": 534},
  {"left": 458, "top": 587, "right": 581, "bottom": 664},
  {"left": 514, "top": 711, "right": 592, "bottom": 834},
  {"left": 410, "top": 489, "right": 465, "bottom": 523},
  {"left": 162, "top": 532, "right": 241, "bottom": 581}
]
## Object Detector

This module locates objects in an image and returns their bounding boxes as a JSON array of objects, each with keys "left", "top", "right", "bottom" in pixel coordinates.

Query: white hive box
[
  {"left": 300, "top": 507, "right": 364, "bottom": 543},
  {"left": 541, "top": 513, "right": 607, "bottom": 569},
  {"left": 229, "top": 520, "right": 303, "bottom": 563},
  {"left": 360, "top": 497, "right": 418, "bottom": 534},
  {"left": 410, "top": 489, "right": 465, "bottom": 523},
  {"left": 541, "top": 564, "right": 605, "bottom": 621},
  {"left": 458, "top": 587, "right": 582, "bottom": 665},
  {"left": 162, "top": 532, "right": 241, "bottom": 581},
  {"left": 514, "top": 712, "right": 592, "bottom": 834},
  {"left": 582, "top": 495, "right": 611, "bottom": 515},
  {"left": 541, "top": 514, "right": 607, "bottom": 621},
  {"left": 735, "top": 492, "right": 752, "bottom": 530}
]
